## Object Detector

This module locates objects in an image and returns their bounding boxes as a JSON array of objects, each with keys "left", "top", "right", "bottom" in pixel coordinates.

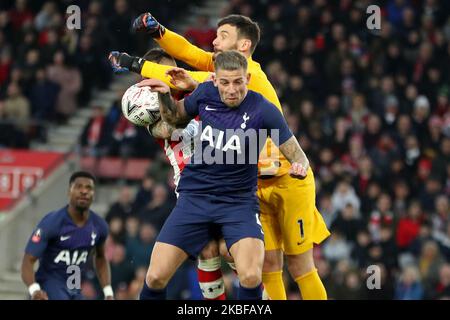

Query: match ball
[{"left": 121, "top": 84, "right": 161, "bottom": 126}]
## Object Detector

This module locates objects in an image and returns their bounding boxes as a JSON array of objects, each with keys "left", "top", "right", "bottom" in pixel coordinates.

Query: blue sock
[
  {"left": 238, "top": 283, "right": 262, "bottom": 300},
  {"left": 139, "top": 281, "right": 167, "bottom": 300}
]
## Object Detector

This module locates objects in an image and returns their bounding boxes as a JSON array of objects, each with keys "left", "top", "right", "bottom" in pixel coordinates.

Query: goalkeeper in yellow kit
[{"left": 109, "top": 13, "right": 330, "bottom": 300}]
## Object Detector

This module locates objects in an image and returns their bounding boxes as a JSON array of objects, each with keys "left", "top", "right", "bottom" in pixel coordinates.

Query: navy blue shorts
[
  {"left": 40, "top": 278, "right": 83, "bottom": 300},
  {"left": 157, "top": 192, "right": 264, "bottom": 259}
]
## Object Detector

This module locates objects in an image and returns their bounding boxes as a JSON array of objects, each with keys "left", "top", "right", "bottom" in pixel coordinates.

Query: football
[{"left": 121, "top": 84, "right": 161, "bottom": 126}]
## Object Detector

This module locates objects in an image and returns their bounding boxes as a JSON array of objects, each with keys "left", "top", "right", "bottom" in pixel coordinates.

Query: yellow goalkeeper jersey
[{"left": 140, "top": 29, "right": 290, "bottom": 176}]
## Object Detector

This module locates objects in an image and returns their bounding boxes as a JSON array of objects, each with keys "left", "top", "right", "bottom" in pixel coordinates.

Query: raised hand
[
  {"left": 289, "top": 162, "right": 308, "bottom": 179},
  {"left": 132, "top": 12, "right": 166, "bottom": 38},
  {"left": 108, "top": 51, "right": 130, "bottom": 74},
  {"left": 137, "top": 78, "right": 171, "bottom": 95},
  {"left": 166, "top": 67, "right": 199, "bottom": 91}
]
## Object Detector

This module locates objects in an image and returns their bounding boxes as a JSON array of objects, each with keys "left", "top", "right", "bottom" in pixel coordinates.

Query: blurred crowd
[
  {"left": 2, "top": 0, "right": 449, "bottom": 300},
  {"left": 221, "top": 0, "right": 449, "bottom": 300},
  {"left": 0, "top": 0, "right": 198, "bottom": 150}
]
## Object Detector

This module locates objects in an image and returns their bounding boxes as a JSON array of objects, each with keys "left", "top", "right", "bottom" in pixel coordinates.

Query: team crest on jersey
[
  {"left": 31, "top": 229, "right": 42, "bottom": 243},
  {"left": 91, "top": 231, "right": 97, "bottom": 246},
  {"left": 241, "top": 112, "right": 250, "bottom": 129}
]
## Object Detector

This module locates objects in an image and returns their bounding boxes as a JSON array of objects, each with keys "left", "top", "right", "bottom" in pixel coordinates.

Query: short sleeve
[
  {"left": 261, "top": 100, "right": 293, "bottom": 146},
  {"left": 25, "top": 215, "right": 56, "bottom": 258},
  {"left": 183, "top": 82, "right": 208, "bottom": 117}
]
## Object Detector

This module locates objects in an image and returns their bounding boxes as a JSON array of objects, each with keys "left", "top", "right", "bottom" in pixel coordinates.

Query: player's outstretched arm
[
  {"left": 137, "top": 79, "right": 192, "bottom": 126},
  {"left": 21, "top": 253, "right": 48, "bottom": 300},
  {"left": 262, "top": 102, "right": 309, "bottom": 178},
  {"left": 279, "top": 136, "right": 310, "bottom": 179},
  {"left": 108, "top": 52, "right": 211, "bottom": 90},
  {"left": 94, "top": 243, "right": 114, "bottom": 300},
  {"left": 132, "top": 12, "right": 214, "bottom": 71}
]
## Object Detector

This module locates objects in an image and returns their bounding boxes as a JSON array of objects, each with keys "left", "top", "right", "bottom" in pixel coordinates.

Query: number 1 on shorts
[{"left": 297, "top": 219, "right": 304, "bottom": 238}]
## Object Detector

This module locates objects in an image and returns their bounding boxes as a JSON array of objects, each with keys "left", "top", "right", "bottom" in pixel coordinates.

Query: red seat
[
  {"left": 123, "top": 159, "right": 151, "bottom": 180},
  {"left": 96, "top": 157, "right": 125, "bottom": 179},
  {"left": 80, "top": 156, "right": 98, "bottom": 173}
]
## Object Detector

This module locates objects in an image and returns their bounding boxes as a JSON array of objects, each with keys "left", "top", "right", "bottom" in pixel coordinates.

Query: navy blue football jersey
[
  {"left": 178, "top": 81, "right": 292, "bottom": 194},
  {"left": 25, "top": 206, "right": 108, "bottom": 283}
]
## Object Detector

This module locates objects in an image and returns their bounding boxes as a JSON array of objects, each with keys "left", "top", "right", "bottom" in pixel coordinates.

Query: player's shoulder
[
  {"left": 39, "top": 206, "right": 68, "bottom": 226},
  {"left": 248, "top": 89, "right": 275, "bottom": 107},
  {"left": 89, "top": 211, "right": 109, "bottom": 233},
  {"left": 247, "top": 58, "right": 267, "bottom": 78},
  {"left": 196, "top": 81, "right": 216, "bottom": 94}
]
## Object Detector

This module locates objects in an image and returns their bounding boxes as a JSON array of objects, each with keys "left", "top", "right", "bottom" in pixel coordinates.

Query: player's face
[
  {"left": 213, "top": 24, "right": 240, "bottom": 58},
  {"left": 213, "top": 68, "right": 250, "bottom": 108},
  {"left": 69, "top": 177, "right": 95, "bottom": 211}
]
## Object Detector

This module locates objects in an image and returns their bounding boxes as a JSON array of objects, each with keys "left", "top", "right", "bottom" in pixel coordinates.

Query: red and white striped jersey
[{"left": 154, "top": 118, "right": 199, "bottom": 187}]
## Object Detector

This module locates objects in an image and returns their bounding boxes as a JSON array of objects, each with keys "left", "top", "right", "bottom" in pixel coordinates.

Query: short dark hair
[
  {"left": 143, "top": 47, "right": 174, "bottom": 64},
  {"left": 69, "top": 171, "right": 96, "bottom": 185},
  {"left": 214, "top": 51, "right": 248, "bottom": 72},
  {"left": 217, "top": 15, "right": 260, "bottom": 53}
]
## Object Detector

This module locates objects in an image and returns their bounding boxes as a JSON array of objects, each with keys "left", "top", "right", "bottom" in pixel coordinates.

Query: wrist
[
  {"left": 151, "top": 24, "right": 166, "bottom": 39},
  {"left": 103, "top": 285, "right": 114, "bottom": 298},
  {"left": 28, "top": 282, "right": 41, "bottom": 296},
  {"left": 119, "top": 54, "right": 145, "bottom": 74}
]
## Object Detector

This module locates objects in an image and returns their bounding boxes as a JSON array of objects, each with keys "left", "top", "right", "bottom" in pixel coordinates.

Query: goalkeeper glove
[
  {"left": 108, "top": 51, "right": 145, "bottom": 74},
  {"left": 132, "top": 12, "right": 166, "bottom": 38}
]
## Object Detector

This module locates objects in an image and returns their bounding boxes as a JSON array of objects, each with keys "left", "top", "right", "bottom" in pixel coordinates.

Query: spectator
[
  {"left": 132, "top": 175, "right": 154, "bottom": 213},
  {"left": 46, "top": 50, "right": 81, "bottom": 122},
  {"left": 108, "top": 0, "right": 135, "bottom": 52},
  {"left": 396, "top": 201, "right": 424, "bottom": 250},
  {"left": 369, "top": 193, "right": 395, "bottom": 241},
  {"left": 336, "top": 270, "right": 365, "bottom": 300},
  {"left": 126, "top": 223, "right": 157, "bottom": 269},
  {"left": 395, "top": 265, "right": 424, "bottom": 300},
  {"left": 29, "top": 67, "right": 59, "bottom": 122},
  {"left": 109, "top": 244, "right": 135, "bottom": 291},
  {"left": 3, "top": 82, "right": 30, "bottom": 131},
  {"left": 138, "top": 184, "right": 173, "bottom": 231},
  {"left": 331, "top": 180, "right": 361, "bottom": 215},
  {"left": 184, "top": 15, "right": 216, "bottom": 51},
  {"left": 351, "top": 229, "right": 371, "bottom": 268},
  {"left": 431, "top": 264, "right": 450, "bottom": 299},
  {"left": 79, "top": 106, "right": 111, "bottom": 157},
  {"left": 0, "top": 99, "right": 28, "bottom": 148},
  {"left": 331, "top": 202, "right": 364, "bottom": 242},
  {"left": 322, "top": 231, "right": 352, "bottom": 264},
  {"left": 105, "top": 186, "right": 134, "bottom": 223},
  {"left": 418, "top": 240, "right": 445, "bottom": 296},
  {"left": 431, "top": 195, "right": 449, "bottom": 234}
]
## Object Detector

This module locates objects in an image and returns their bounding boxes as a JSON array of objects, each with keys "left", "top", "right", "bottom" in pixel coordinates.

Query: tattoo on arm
[
  {"left": 158, "top": 92, "right": 189, "bottom": 125},
  {"left": 279, "top": 136, "right": 309, "bottom": 167},
  {"left": 150, "top": 120, "right": 175, "bottom": 139}
]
